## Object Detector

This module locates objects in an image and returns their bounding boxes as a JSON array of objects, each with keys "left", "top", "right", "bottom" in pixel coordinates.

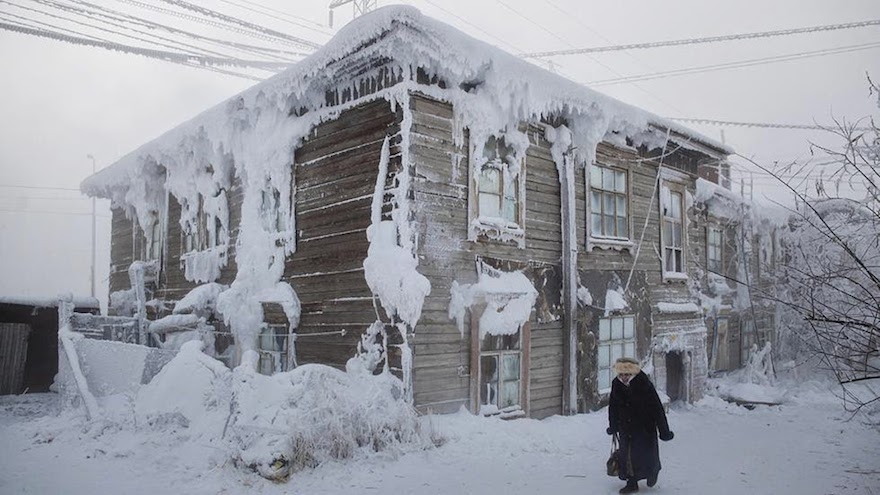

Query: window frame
[
  {"left": 468, "top": 135, "right": 527, "bottom": 248},
  {"left": 257, "top": 323, "right": 290, "bottom": 375},
  {"left": 469, "top": 301, "right": 531, "bottom": 417},
  {"left": 144, "top": 210, "right": 162, "bottom": 261},
  {"left": 588, "top": 163, "right": 631, "bottom": 242},
  {"left": 707, "top": 225, "right": 723, "bottom": 274},
  {"left": 597, "top": 314, "right": 636, "bottom": 394},
  {"left": 660, "top": 179, "right": 688, "bottom": 280}
]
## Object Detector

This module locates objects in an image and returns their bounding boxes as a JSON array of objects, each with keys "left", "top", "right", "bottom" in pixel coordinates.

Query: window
[
  {"left": 707, "top": 226, "right": 723, "bottom": 273},
  {"left": 661, "top": 184, "right": 685, "bottom": 275},
  {"left": 469, "top": 135, "right": 526, "bottom": 245},
  {"left": 590, "top": 165, "right": 629, "bottom": 240},
  {"left": 597, "top": 315, "right": 635, "bottom": 392},
  {"left": 479, "top": 333, "right": 522, "bottom": 411},
  {"left": 260, "top": 188, "right": 287, "bottom": 233},
  {"left": 258, "top": 324, "right": 289, "bottom": 375},
  {"left": 182, "top": 190, "right": 227, "bottom": 253},
  {"left": 471, "top": 285, "right": 531, "bottom": 417},
  {"left": 144, "top": 211, "right": 161, "bottom": 261}
]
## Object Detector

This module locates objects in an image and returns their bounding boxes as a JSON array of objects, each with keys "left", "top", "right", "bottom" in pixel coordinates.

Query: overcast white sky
[{"left": 0, "top": 0, "right": 878, "bottom": 308}]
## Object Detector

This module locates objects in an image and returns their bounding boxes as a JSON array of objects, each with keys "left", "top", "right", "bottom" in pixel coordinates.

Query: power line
[
  {"left": 671, "top": 118, "right": 876, "bottom": 132},
  {"left": 0, "top": 22, "right": 281, "bottom": 76},
  {"left": 156, "top": 0, "right": 320, "bottom": 50},
  {"left": 493, "top": 0, "right": 687, "bottom": 116},
  {"left": 63, "top": 0, "right": 308, "bottom": 60},
  {"left": 588, "top": 41, "right": 880, "bottom": 86},
  {"left": 115, "top": 0, "right": 315, "bottom": 51},
  {"left": 216, "top": 0, "right": 332, "bottom": 39},
  {"left": 521, "top": 18, "right": 880, "bottom": 58}
]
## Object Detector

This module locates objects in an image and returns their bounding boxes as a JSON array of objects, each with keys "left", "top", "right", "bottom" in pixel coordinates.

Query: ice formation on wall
[{"left": 448, "top": 267, "right": 538, "bottom": 338}]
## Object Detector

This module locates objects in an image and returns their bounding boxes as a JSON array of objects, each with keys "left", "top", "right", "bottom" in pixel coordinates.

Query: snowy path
[{"left": 1, "top": 387, "right": 878, "bottom": 495}]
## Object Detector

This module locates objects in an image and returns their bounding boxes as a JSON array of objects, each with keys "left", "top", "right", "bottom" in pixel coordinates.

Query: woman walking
[{"left": 607, "top": 357, "right": 674, "bottom": 493}]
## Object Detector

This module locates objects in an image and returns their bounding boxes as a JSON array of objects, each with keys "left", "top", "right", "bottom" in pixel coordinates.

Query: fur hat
[{"left": 614, "top": 357, "right": 641, "bottom": 375}]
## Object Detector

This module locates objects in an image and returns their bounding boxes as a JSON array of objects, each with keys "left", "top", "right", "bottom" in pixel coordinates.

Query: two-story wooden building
[{"left": 83, "top": 6, "right": 732, "bottom": 418}]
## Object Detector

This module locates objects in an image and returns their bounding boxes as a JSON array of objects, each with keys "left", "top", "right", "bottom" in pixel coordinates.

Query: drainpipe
[{"left": 560, "top": 149, "right": 578, "bottom": 415}]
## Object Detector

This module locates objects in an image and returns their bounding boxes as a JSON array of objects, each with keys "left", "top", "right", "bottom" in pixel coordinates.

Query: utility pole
[
  {"left": 329, "top": 0, "right": 377, "bottom": 28},
  {"left": 86, "top": 154, "right": 96, "bottom": 299}
]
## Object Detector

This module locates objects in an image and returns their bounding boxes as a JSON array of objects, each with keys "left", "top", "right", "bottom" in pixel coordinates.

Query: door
[{"left": 665, "top": 351, "right": 685, "bottom": 402}]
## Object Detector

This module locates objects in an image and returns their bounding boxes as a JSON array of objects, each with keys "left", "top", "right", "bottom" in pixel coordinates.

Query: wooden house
[
  {"left": 83, "top": 6, "right": 733, "bottom": 418},
  {"left": 693, "top": 173, "right": 780, "bottom": 375}
]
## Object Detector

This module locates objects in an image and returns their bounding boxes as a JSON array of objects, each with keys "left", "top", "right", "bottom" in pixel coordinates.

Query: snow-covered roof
[
  {"left": 81, "top": 5, "right": 730, "bottom": 199},
  {"left": 0, "top": 295, "right": 99, "bottom": 309}
]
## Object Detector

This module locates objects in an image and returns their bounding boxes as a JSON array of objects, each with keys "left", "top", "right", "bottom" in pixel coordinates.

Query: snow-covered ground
[{"left": 1, "top": 377, "right": 879, "bottom": 495}]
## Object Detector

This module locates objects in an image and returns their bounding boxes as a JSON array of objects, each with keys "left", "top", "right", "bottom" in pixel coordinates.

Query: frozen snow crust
[{"left": 134, "top": 341, "right": 423, "bottom": 480}]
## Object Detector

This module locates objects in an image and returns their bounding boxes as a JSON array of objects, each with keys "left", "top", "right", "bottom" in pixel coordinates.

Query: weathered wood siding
[
  {"left": 108, "top": 207, "right": 137, "bottom": 300},
  {"left": 287, "top": 98, "right": 402, "bottom": 370},
  {"left": 0, "top": 323, "right": 30, "bottom": 395},
  {"left": 408, "top": 94, "right": 565, "bottom": 419}
]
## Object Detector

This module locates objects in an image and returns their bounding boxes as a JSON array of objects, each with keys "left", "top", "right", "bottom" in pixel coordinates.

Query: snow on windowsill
[
  {"left": 480, "top": 404, "right": 526, "bottom": 419},
  {"left": 587, "top": 237, "right": 634, "bottom": 252},
  {"left": 662, "top": 272, "right": 689, "bottom": 282},
  {"left": 656, "top": 302, "right": 701, "bottom": 314},
  {"left": 180, "top": 245, "right": 228, "bottom": 284},
  {"left": 470, "top": 216, "right": 525, "bottom": 248}
]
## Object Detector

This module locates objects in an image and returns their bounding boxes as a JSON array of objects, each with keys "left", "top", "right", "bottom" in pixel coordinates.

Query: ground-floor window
[
  {"left": 598, "top": 315, "right": 635, "bottom": 392},
  {"left": 258, "top": 324, "right": 289, "bottom": 375},
  {"left": 480, "top": 333, "right": 522, "bottom": 410}
]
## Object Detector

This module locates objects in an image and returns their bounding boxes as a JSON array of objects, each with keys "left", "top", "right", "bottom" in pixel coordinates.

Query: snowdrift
[{"left": 135, "top": 341, "right": 423, "bottom": 480}]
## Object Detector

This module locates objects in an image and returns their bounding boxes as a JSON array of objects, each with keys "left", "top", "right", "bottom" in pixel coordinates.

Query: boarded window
[{"left": 597, "top": 315, "right": 635, "bottom": 392}]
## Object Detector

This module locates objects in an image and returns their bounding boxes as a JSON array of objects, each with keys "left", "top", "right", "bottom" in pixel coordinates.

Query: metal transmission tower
[{"left": 329, "top": 0, "right": 377, "bottom": 28}]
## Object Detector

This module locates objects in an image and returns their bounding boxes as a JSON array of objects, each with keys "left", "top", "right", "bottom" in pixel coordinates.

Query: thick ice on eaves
[{"left": 81, "top": 5, "right": 730, "bottom": 199}]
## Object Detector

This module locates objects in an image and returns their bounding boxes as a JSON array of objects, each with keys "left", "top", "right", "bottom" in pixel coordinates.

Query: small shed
[{"left": 0, "top": 296, "right": 99, "bottom": 395}]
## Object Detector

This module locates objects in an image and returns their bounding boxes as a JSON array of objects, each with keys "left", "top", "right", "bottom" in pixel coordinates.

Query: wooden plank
[{"left": 0, "top": 323, "right": 30, "bottom": 395}]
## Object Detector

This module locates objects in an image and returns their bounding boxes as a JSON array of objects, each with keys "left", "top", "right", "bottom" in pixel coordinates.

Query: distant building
[{"left": 0, "top": 296, "right": 98, "bottom": 395}]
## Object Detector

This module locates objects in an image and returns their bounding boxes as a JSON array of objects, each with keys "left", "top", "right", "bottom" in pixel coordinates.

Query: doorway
[{"left": 665, "top": 351, "right": 685, "bottom": 402}]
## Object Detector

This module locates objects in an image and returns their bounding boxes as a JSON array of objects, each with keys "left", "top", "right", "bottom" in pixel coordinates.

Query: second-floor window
[
  {"left": 590, "top": 164, "right": 629, "bottom": 240},
  {"left": 144, "top": 211, "right": 161, "bottom": 261},
  {"left": 469, "top": 134, "right": 527, "bottom": 247},
  {"left": 661, "top": 184, "right": 685, "bottom": 275},
  {"left": 707, "top": 226, "right": 723, "bottom": 273},
  {"left": 476, "top": 136, "right": 522, "bottom": 227}
]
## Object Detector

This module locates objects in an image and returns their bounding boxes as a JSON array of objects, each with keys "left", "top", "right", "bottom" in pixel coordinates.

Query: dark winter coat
[{"left": 608, "top": 371, "right": 672, "bottom": 482}]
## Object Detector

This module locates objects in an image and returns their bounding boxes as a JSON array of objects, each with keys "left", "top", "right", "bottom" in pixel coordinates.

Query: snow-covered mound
[{"left": 134, "top": 341, "right": 423, "bottom": 480}]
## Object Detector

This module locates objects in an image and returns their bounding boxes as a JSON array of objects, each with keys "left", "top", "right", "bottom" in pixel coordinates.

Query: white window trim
[
  {"left": 586, "top": 162, "right": 634, "bottom": 252},
  {"left": 659, "top": 172, "right": 689, "bottom": 281},
  {"left": 467, "top": 138, "right": 527, "bottom": 248}
]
